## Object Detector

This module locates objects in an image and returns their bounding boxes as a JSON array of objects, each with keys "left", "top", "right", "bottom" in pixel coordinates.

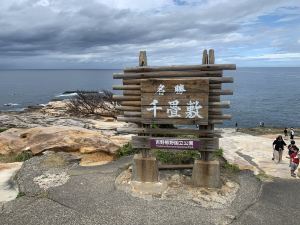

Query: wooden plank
[
  {"left": 209, "top": 84, "right": 221, "bottom": 89},
  {"left": 123, "top": 108, "right": 222, "bottom": 115},
  {"left": 114, "top": 70, "right": 222, "bottom": 79},
  {"left": 118, "top": 114, "right": 230, "bottom": 122},
  {"left": 116, "top": 106, "right": 140, "bottom": 111},
  {"left": 141, "top": 94, "right": 208, "bottom": 106},
  {"left": 120, "top": 101, "right": 141, "bottom": 106},
  {"left": 115, "top": 78, "right": 233, "bottom": 90},
  {"left": 210, "top": 89, "right": 233, "bottom": 96},
  {"left": 159, "top": 164, "right": 194, "bottom": 169},
  {"left": 117, "top": 116, "right": 208, "bottom": 125},
  {"left": 113, "top": 85, "right": 140, "bottom": 90},
  {"left": 123, "top": 90, "right": 141, "bottom": 96},
  {"left": 123, "top": 79, "right": 141, "bottom": 85},
  {"left": 131, "top": 136, "right": 218, "bottom": 150},
  {"left": 124, "top": 64, "right": 236, "bottom": 73},
  {"left": 113, "top": 95, "right": 140, "bottom": 101},
  {"left": 123, "top": 79, "right": 222, "bottom": 88},
  {"left": 209, "top": 101, "right": 230, "bottom": 108},
  {"left": 119, "top": 101, "right": 230, "bottom": 108},
  {"left": 124, "top": 111, "right": 141, "bottom": 117},
  {"left": 141, "top": 78, "right": 209, "bottom": 93},
  {"left": 117, "top": 127, "right": 221, "bottom": 136},
  {"left": 117, "top": 88, "right": 230, "bottom": 98}
]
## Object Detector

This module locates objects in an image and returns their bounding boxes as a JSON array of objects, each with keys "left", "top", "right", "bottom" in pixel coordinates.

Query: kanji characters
[
  {"left": 146, "top": 99, "right": 162, "bottom": 118},
  {"left": 185, "top": 100, "right": 203, "bottom": 118},
  {"left": 167, "top": 100, "right": 181, "bottom": 118},
  {"left": 156, "top": 84, "right": 165, "bottom": 95},
  {"left": 174, "top": 84, "right": 186, "bottom": 94}
]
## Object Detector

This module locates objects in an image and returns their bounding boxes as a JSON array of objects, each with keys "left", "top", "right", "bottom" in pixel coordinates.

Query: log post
[
  {"left": 209, "top": 49, "right": 215, "bottom": 64},
  {"left": 202, "top": 49, "right": 208, "bottom": 64},
  {"left": 139, "top": 51, "right": 147, "bottom": 66}
]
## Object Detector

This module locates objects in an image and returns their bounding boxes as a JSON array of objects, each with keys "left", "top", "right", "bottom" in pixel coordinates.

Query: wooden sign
[
  {"left": 150, "top": 138, "right": 201, "bottom": 150},
  {"left": 113, "top": 50, "right": 236, "bottom": 154},
  {"left": 141, "top": 78, "right": 209, "bottom": 125}
]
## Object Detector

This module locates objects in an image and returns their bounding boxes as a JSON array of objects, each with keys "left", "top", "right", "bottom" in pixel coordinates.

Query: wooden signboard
[
  {"left": 141, "top": 78, "right": 209, "bottom": 125},
  {"left": 113, "top": 49, "right": 235, "bottom": 155}
]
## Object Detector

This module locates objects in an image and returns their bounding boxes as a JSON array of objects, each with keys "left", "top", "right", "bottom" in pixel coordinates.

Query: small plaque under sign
[{"left": 150, "top": 138, "right": 201, "bottom": 150}]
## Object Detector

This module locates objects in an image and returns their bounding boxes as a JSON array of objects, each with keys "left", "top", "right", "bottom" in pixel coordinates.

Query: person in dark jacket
[
  {"left": 284, "top": 128, "right": 288, "bottom": 138},
  {"left": 272, "top": 135, "right": 287, "bottom": 163}
]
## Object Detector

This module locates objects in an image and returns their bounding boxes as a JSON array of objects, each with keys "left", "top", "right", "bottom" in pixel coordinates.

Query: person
[
  {"left": 290, "top": 151, "right": 300, "bottom": 177},
  {"left": 272, "top": 135, "right": 287, "bottom": 163},
  {"left": 290, "top": 127, "right": 295, "bottom": 140},
  {"left": 288, "top": 140, "right": 299, "bottom": 156},
  {"left": 235, "top": 122, "right": 238, "bottom": 131},
  {"left": 288, "top": 140, "right": 299, "bottom": 166},
  {"left": 284, "top": 128, "right": 288, "bottom": 138}
]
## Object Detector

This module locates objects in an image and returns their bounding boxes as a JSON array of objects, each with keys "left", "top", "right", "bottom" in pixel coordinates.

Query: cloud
[{"left": 0, "top": 0, "right": 299, "bottom": 68}]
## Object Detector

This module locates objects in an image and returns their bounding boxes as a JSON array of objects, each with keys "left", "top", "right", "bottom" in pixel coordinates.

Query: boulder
[{"left": 0, "top": 126, "right": 131, "bottom": 156}]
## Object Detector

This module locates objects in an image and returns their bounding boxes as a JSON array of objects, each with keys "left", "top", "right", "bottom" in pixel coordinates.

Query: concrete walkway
[
  {"left": 0, "top": 154, "right": 261, "bottom": 225},
  {"left": 220, "top": 129, "right": 297, "bottom": 179}
]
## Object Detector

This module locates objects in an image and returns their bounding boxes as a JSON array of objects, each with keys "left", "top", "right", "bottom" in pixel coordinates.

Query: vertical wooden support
[
  {"left": 139, "top": 51, "right": 147, "bottom": 66},
  {"left": 209, "top": 49, "right": 215, "bottom": 64},
  {"left": 139, "top": 50, "right": 149, "bottom": 158},
  {"left": 202, "top": 49, "right": 208, "bottom": 64}
]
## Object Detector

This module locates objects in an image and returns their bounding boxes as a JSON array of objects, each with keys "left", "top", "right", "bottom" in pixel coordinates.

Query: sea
[{"left": 0, "top": 68, "right": 299, "bottom": 128}]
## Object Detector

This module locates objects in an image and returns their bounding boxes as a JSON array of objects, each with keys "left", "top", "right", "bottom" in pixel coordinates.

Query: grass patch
[
  {"left": 0, "top": 151, "right": 33, "bottom": 163},
  {"left": 212, "top": 148, "right": 223, "bottom": 158},
  {"left": 16, "top": 192, "right": 26, "bottom": 198},
  {"left": 256, "top": 171, "right": 273, "bottom": 181},
  {"left": 116, "top": 143, "right": 138, "bottom": 158},
  {"left": 0, "top": 127, "right": 8, "bottom": 133},
  {"left": 223, "top": 162, "right": 240, "bottom": 173},
  {"left": 153, "top": 150, "right": 200, "bottom": 164}
]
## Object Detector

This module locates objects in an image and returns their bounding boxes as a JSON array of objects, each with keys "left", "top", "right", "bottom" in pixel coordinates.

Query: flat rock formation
[{"left": 0, "top": 126, "right": 131, "bottom": 156}]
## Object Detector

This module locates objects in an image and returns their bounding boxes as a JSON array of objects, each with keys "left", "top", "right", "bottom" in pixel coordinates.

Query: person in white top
[{"left": 290, "top": 127, "right": 295, "bottom": 140}]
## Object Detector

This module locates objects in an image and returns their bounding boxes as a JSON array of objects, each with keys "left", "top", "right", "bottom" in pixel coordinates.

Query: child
[
  {"left": 288, "top": 141, "right": 299, "bottom": 156},
  {"left": 290, "top": 151, "right": 300, "bottom": 177}
]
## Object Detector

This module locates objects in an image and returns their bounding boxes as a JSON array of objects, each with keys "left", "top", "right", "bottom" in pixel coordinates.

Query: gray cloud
[{"left": 0, "top": 0, "right": 299, "bottom": 68}]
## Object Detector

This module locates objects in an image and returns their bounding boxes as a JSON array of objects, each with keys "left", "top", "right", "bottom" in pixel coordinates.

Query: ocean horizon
[{"left": 0, "top": 67, "right": 299, "bottom": 128}]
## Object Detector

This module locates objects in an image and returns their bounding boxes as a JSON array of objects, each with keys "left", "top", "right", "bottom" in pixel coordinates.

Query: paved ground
[
  {"left": 1, "top": 153, "right": 300, "bottom": 225},
  {"left": 232, "top": 179, "right": 300, "bottom": 225},
  {"left": 0, "top": 154, "right": 261, "bottom": 225},
  {"left": 220, "top": 129, "right": 298, "bottom": 179}
]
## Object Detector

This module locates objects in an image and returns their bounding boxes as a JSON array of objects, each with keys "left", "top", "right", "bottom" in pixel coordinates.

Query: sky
[{"left": 0, "top": 0, "right": 299, "bottom": 69}]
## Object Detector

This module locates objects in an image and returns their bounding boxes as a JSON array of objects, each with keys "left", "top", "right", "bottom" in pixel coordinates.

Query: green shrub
[
  {"left": 223, "top": 162, "right": 240, "bottom": 173},
  {"left": 153, "top": 150, "right": 200, "bottom": 164},
  {"left": 116, "top": 142, "right": 138, "bottom": 158},
  {"left": 0, "top": 128, "right": 8, "bottom": 133},
  {"left": 14, "top": 151, "right": 33, "bottom": 162},
  {"left": 16, "top": 192, "right": 26, "bottom": 198},
  {"left": 0, "top": 151, "right": 33, "bottom": 163},
  {"left": 212, "top": 148, "right": 223, "bottom": 158}
]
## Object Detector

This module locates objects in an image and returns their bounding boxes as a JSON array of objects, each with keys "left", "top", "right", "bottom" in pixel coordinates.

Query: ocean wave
[
  {"left": 3, "top": 103, "right": 20, "bottom": 107},
  {"left": 55, "top": 93, "right": 78, "bottom": 98}
]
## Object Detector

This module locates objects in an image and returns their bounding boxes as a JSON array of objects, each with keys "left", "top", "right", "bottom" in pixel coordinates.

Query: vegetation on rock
[
  {"left": 0, "top": 151, "right": 32, "bottom": 163},
  {"left": 116, "top": 143, "right": 138, "bottom": 158},
  {"left": 153, "top": 150, "right": 200, "bottom": 164},
  {"left": 66, "top": 90, "right": 119, "bottom": 117}
]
